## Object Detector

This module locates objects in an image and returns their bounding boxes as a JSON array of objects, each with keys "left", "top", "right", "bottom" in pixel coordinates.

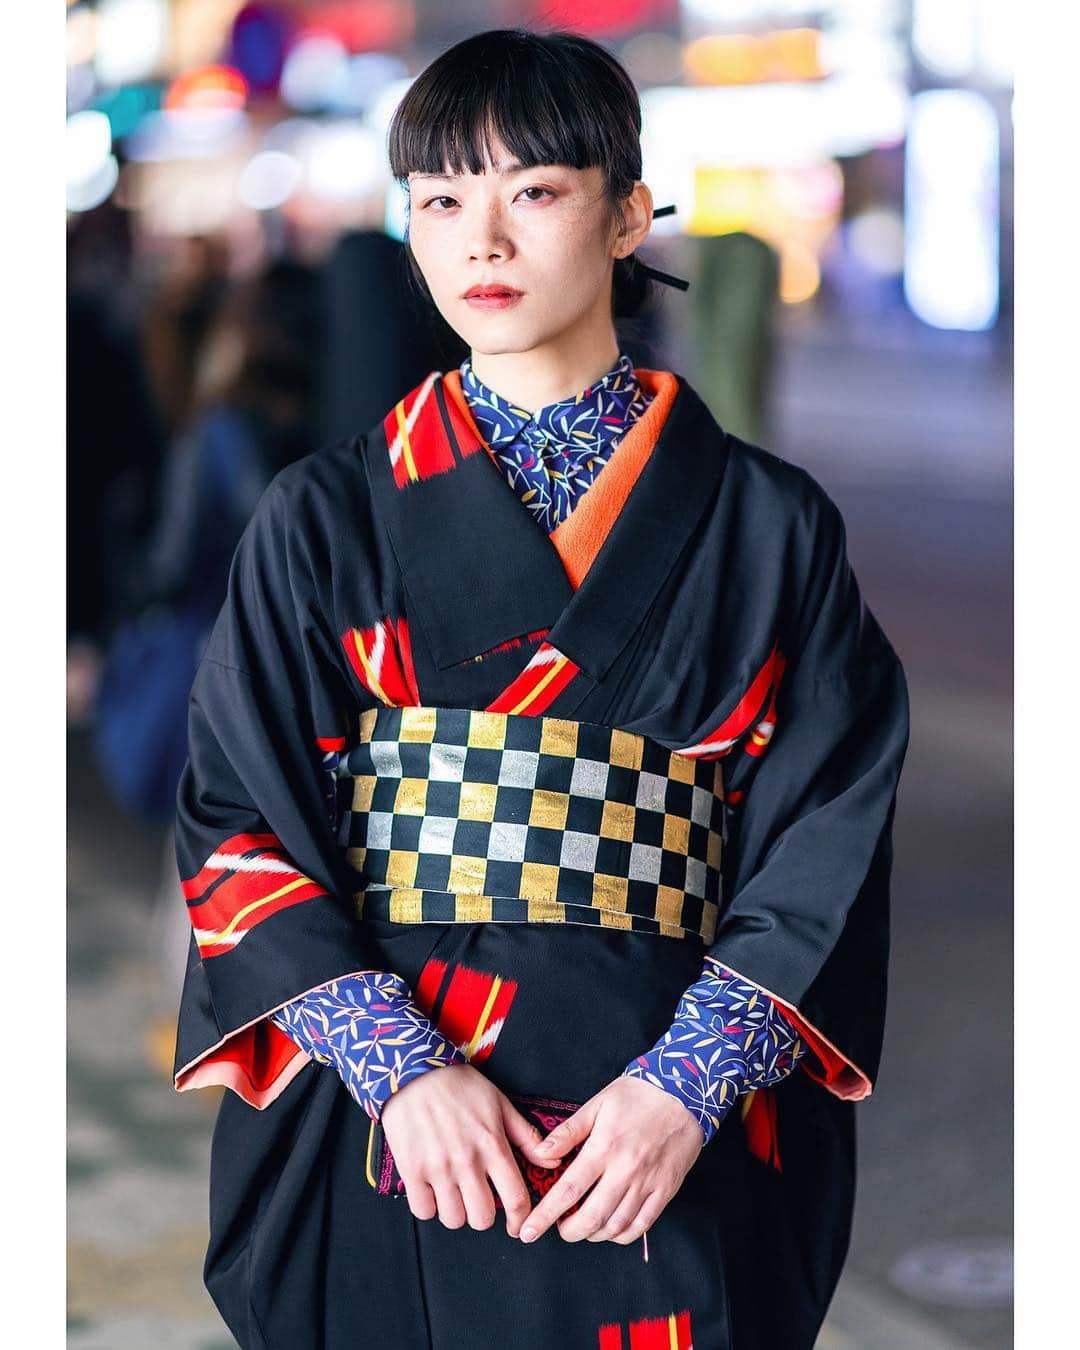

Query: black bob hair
[{"left": 387, "top": 28, "right": 658, "bottom": 321}]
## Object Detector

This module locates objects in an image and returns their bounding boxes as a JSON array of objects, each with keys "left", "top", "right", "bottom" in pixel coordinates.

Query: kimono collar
[{"left": 361, "top": 367, "right": 730, "bottom": 684}]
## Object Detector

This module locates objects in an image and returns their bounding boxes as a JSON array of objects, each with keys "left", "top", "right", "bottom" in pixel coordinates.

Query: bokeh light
[
  {"left": 228, "top": 3, "right": 292, "bottom": 94},
  {"left": 238, "top": 149, "right": 302, "bottom": 210},
  {"left": 164, "top": 64, "right": 249, "bottom": 114},
  {"left": 67, "top": 109, "right": 112, "bottom": 188},
  {"left": 848, "top": 207, "right": 905, "bottom": 277},
  {"left": 304, "top": 123, "right": 382, "bottom": 202},
  {"left": 778, "top": 238, "right": 822, "bottom": 304},
  {"left": 95, "top": 0, "right": 168, "bottom": 86},
  {"left": 904, "top": 89, "right": 1000, "bottom": 330},
  {"left": 280, "top": 34, "right": 350, "bottom": 112}
]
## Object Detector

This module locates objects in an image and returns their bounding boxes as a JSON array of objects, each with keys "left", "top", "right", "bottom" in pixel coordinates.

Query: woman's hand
[
  {"left": 379, "top": 1062, "right": 557, "bottom": 1238},
  {"left": 515, "top": 1076, "right": 704, "bottom": 1245}
]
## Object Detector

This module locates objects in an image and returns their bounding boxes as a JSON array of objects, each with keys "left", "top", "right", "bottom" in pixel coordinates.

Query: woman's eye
[{"left": 421, "top": 187, "right": 552, "bottom": 211}]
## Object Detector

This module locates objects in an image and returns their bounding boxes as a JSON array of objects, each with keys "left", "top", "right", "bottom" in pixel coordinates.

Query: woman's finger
[
  {"left": 518, "top": 1145, "right": 605, "bottom": 1244},
  {"left": 402, "top": 1174, "right": 437, "bottom": 1223},
  {"left": 606, "top": 1187, "right": 670, "bottom": 1246},
  {"left": 556, "top": 1167, "right": 640, "bottom": 1243},
  {"left": 486, "top": 1140, "right": 533, "bottom": 1238},
  {"left": 533, "top": 1097, "right": 598, "bottom": 1161},
  {"left": 456, "top": 1159, "right": 499, "bottom": 1231},
  {"left": 499, "top": 1097, "right": 556, "bottom": 1169},
  {"left": 583, "top": 1178, "right": 651, "bottom": 1242},
  {"left": 430, "top": 1174, "right": 467, "bottom": 1230}
]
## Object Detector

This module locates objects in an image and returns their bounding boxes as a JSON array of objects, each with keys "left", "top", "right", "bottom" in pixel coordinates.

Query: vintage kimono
[{"left": 173, "top": 363, "right": 910, "bottom": 1350}]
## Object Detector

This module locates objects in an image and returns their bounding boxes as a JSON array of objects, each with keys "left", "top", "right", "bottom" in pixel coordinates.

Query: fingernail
[{"left": 521, "top": 1227, "right": 537, "bottom": 1242}]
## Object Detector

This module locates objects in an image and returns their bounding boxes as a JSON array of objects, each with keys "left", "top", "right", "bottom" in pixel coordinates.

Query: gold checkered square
[
  {"left": 539, "top": 718, "right": 579, "bottom": 758},
  {"left": 454, "top": 893, "right": 495, "bottom": 922},
  {"left": 350, "top": 774, "right": 377, "bottom": 813},
  {"left": 529, "top": 789, "right": 570, "bottom": 830},
  {"left": 467, "top": 711, "right": 507, "bottom": 749},
  {"left": 609, "top": 728, "right": 644, "bottom": 770},
  {"left": 654, "top": 884, "right": 687, "bottom": 928},
  {"left": 662, "top": 812, "right": 691, "bottom": 854},
  {"left": 599, "top": 799, "right": 636, "bottom": 841},
  {"left": 526, "top": 896, "right": 566, "bottom": 923},
  {"left": 592, "top": 872, "right": 629, "bottom": 911},
  {"left": 707, "top": 830, "right": 723, "bottom": 870},
  {"left": 448, "top": 854, "right": 488, "bottom": 894},
  {"left": 388, "top": 888, "right": 424, "bottom": 922},
  {"left": 520, "top": 861, "right": 560, "bottom": 900},
  {"left": 666, "top": 752, "right": 697, "bottom": 784},
  {"left": 394, "top": 778, "right": 428, "bottom": 815},
  {"left": 399, "top": 707, "right": 437, "bottom": 742},
  {"left": 458, "top": 780, "right": 498, "bottom": 820},
  {"left": 385, "top": 849, "right": 419, "bottom": 887}
]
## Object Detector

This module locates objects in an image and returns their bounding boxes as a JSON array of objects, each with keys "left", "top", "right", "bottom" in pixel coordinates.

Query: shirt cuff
[
  {"left": 621, "top": 960, "right": 808, "bottom": 1147},
  {"left": 269, "top": 969, "right": 468, "bottom": 1121}
]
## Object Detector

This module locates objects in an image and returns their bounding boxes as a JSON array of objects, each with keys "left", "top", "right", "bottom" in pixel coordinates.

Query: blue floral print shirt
[{"left": 269, "top": 353, "right": 807, "bottom": 1146}]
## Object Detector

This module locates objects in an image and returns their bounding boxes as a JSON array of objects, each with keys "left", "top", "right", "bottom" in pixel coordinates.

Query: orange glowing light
[
  {"left": 684, "top": 28, "right": 825, "bottom": 87},
  {"left": 684, "top": 34, "right": 761, "bottom": 85},
  {"left": 164, "top": 64, "right": 249, "bottom": 113},
  {"left": 778, "top": 240, "right": 821, "bottom": 304},
  {"left": 772, "top": 28, "right": 824, "bottom": 82}
]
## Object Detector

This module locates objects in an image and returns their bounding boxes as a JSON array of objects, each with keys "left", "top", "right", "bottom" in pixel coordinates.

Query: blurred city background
[{"left": 66, "top": 2, "right": 1013, "bottom": 1347}]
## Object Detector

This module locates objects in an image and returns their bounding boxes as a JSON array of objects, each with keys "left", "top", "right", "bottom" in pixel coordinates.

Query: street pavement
[{"left": 68, "top": 308, "right": 1011, "bottom": 1348}]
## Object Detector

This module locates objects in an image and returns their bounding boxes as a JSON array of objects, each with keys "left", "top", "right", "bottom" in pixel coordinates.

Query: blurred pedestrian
[
  {"left": 93, "top": 258, "right": 322, "bottom": 1049},
  {"left": 141, "top": 233, "right": 231, "bottom": 441},
  {"left": 67, "top": 202, "right": 165, "bottom": 702}
]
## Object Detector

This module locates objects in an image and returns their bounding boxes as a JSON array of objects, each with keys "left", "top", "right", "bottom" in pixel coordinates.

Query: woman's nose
[{"left": 466, "top": 204, "right": 513, "bottom": 261}]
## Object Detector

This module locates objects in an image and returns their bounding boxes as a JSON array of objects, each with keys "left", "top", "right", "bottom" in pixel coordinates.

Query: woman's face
[{"left": 405, "top": 137, "right": 635, "bottom": 356}]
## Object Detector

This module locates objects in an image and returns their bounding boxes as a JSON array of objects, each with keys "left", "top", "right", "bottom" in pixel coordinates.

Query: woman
[{"left": 173, "top": 29, "right": 909, "bottom": 1350}]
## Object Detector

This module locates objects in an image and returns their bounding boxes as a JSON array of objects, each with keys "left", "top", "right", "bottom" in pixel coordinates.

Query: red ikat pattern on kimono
[{"left": 597, "top": 1308, "right": 694, "bottom": 1349}]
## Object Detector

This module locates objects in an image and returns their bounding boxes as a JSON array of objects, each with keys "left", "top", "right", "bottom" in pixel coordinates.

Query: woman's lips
[{"left": 464, "top": 289, "right": 524, "bottom": 311}]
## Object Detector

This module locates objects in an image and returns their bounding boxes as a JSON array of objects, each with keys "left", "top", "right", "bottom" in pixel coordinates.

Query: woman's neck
[{"left": 468, "top": 330, "right": 622, "bottom": 415}]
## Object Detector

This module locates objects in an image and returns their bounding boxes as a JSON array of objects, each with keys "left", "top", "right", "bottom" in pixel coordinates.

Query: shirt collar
[{"left": 458, "top": 353, "right": 641, "bottom": 448}]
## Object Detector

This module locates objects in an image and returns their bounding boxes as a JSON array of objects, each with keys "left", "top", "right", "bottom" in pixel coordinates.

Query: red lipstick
[{"left": 464, "top": 284, "right": 524, "bottom": 311}]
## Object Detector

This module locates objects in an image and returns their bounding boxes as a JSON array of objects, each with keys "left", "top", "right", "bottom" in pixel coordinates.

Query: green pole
[{"left": 692, "top": 231, "right": 780, "bottom": 445}]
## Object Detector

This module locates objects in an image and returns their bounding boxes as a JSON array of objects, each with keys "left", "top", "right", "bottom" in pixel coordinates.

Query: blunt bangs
[{"left": 387, "top": 29, "right": 642, "bottom": 194}]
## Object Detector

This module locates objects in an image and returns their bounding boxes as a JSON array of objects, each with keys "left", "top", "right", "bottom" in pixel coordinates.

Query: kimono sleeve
[
  {"left": 172, "top": 470, "right": 378, "bottom": 1109},
  {"left": 705, "top": 490, "right": 910, "bottom": 1102}
]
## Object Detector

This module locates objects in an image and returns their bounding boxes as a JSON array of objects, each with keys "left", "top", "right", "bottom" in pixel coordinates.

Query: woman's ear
[{"left": 613, "top": 180, "right": 655, "bottom": 260}]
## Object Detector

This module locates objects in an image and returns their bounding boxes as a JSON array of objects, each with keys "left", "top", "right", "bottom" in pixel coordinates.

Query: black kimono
[{"left": 173, "top": 365, "right": 910, "bottom": 1350}]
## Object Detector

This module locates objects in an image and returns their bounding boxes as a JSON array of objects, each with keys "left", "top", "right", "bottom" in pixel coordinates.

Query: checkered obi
[{"left": 338, "top": 706, "right": 724, "bottom": 943}]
